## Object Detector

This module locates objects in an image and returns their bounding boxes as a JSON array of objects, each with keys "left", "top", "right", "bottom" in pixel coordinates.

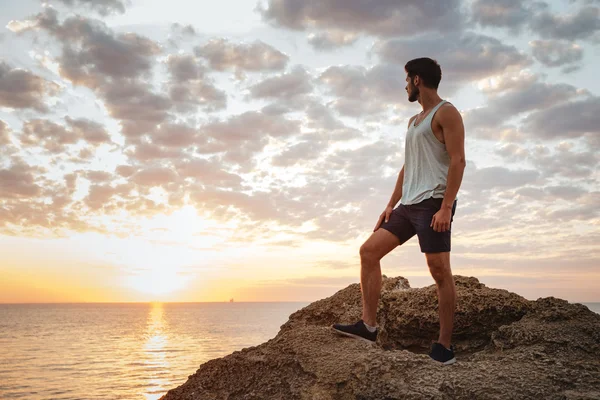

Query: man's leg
[
  {"left": 425, "top": 252, "right": 455, "bottom": 349},
  {"left": 359, "top": 228, "right": 401, "bottom": 326}
]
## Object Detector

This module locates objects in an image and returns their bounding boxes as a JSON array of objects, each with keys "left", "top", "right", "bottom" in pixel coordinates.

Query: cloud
[
  {"left": 9, "top": 8, "right": 161, "bottom": 89},
  {"left": 130, "top": 167, "right": 179, "bottom": 187},
  {"left": 521, "top": 96, "right": 600, "bottom": 140},
  {"left": 175, "top": 158, "right": 243, "bottom": 188},
  {"left": 194, "top": 38, "right": 289, "bottom": 73},
  {"left": 20, "top": 117, "right": 112, "bottom": 153},
  {"left": 0, "top": 62, "right": 60, "bottom": 112},
  {"left": 462, "top": 166, "right": 541, "bottom": 192},
  {"left": 464, "top": 77, "right": 587, "bottom": 137},
  {"left": 470, "top": 0, "right": 542, "bottom": 31},
  {"left": 376, "top": 32, "right": 531, "bottom": 87},
  {"left": 164, "top": 54, "right": 227, "bottom": 112},
  {"left": 0, "top": 160, "right": 44, "bottom": 199},
  {"left": 166, "top": 54, "right": 205, "bottom": 82},
  {"left": 307, "top": 30, "right": 359, "bottom": 51},
  {"left": 65, "top": 117, "right": 112, "bottom": 144},
  {"left": 0, "top": 120, "right": 10, "bottom": 145},
  {"left": 48, "top": 0, "right": 130, "bottom": 16},
  {"left": 318, "top": 64, "right": 408, "bottom": 117},
  {"left": 126, "top": 141, "right": 184, "bottom": 162},
  {"left": 496, "top": 142, "right": 598, "bottom": 179},
  {"left": 258, "top": 0, "right": 464, "bottom": 37},
  {"left": 530, "top": 5, "right": 600, "bottom": 41},
  {"left": 530, "top": 40, "right": 584, "bottom": 70},
  {"left": 248, "top": 66, "right": 313, "bottom": 100},
  {"left": 197, "top": 112, "right": 301, "bottom": 169},
  {"left": 100, "top": 80, "right": 172, "bottom": 139}
]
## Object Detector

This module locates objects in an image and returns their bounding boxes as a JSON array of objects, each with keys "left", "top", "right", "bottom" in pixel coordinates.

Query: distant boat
[{"left": 229, "top": 298, "right": 234, "bottom": 303}]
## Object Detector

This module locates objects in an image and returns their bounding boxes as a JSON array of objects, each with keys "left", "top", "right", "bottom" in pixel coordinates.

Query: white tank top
[{"left": 400, "top": 100, "right": 453, "bottom": 205}]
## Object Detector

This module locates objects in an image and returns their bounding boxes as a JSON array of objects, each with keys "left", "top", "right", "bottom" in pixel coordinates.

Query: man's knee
[
  {"left": 427, "top": 256, "right": 450, "bottom": 283},
  {"left": 359, "top": 242, "right": 379, "bottom": 262}
]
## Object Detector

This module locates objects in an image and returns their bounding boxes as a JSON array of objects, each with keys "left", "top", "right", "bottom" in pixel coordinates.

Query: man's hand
[
  {"left": 431, "top": 207, "right": 452, "bottom": 232},
  {"left": 374, "top": 206, "right": 393, "bottom": 232}
]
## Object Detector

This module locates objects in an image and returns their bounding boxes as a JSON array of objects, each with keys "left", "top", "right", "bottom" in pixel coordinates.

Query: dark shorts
[{"left": 379, "top": 197, "right": 457, "bottom": 253}]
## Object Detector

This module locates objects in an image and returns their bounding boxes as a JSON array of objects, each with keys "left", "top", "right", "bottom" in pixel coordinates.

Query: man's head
[{"left": 404, "top": 58, "right": 442, "bottom": 103}]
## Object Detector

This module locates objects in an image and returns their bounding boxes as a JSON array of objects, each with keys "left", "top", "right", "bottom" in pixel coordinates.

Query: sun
[{"left": 126, "top": 268, "right": 189, "bottom": 297}]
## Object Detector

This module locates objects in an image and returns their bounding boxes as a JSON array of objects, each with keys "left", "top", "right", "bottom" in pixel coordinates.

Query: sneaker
[
  {"left": 331, "top": 320, "right": 378, "bottom": 343},
  {"left": 429, "top": 342, "right": 456, "bottom": 365}
]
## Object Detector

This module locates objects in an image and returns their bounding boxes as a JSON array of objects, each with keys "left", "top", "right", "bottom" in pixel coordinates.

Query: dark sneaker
[
  {"left": 331, "top": 320, "right": 377, "bottom": 343},
  {"left": 429, "top": 342, "right": 456, "bottom": 365}
]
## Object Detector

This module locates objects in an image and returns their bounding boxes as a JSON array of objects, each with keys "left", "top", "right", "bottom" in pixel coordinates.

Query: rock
[{"left": 160, "top": 276, "right": 600, "bottom": 400}]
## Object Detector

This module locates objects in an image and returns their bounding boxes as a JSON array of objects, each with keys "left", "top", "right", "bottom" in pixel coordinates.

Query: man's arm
[{"left": 439, "top": 105, "right": 466, "bottom": 210}]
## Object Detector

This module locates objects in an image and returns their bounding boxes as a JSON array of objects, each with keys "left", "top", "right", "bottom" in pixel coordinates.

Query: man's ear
[{"left": 413, "top": 75, "right": 420, "bottom": 87}]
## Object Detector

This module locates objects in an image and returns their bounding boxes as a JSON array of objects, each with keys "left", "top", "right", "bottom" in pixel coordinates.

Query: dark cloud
[
  {"left": 194, "top": 39, "right": 288, "bottom": 73},
  {"left": 462, "top": 166, "right": 540, "bottom": 192},
  {"left": 307, "top": 31, "right": 359, "bottom": 51},
  {"left": 470, "top": 0, "right": 545, "bottom": 31},
  {"left": 10, "top": 9, "right": 161, "bottom": 88},
  {"left": 471, "top": 1, "right": 600, "bottom": 42},
  {"left": 464, "top": 78, "right": 586, "bottom": 136},
  {"left": 48, "top": 0, "right": 129, "bottom": 15},
  {"left": 258, "top": 0, "right": 464, "bottom": 37},
  {"left": 0, "top": 62, "right": 60, "bottom": 112},
  {"left": 531, "top": 5, "right": 600, "bottom": 41},
  {"left": 530, "top": 40, "right": 584, "bottom": 69},
  {"left": 377, "top": 32, "right": 531, "bottom": 87},
  {"left": 496, "top": 142, "right": 598, "bottom": 179},
  {"left": 522, "top": 96, "right": 600, "bottom": 140}
]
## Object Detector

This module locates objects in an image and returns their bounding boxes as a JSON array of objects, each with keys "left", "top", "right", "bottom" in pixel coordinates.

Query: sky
[{"left": 0, "top": 0, "right": 599, "bottom": 303}]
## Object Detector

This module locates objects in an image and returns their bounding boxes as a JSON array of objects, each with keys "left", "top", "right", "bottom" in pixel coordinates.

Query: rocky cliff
[{"left": 160, "top": 276, "right": 600, "bottom": 400}]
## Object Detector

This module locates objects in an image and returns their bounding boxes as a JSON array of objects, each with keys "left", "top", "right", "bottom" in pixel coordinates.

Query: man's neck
[{"left": 418, "top": 91, "right": 442, "bottom": 112}]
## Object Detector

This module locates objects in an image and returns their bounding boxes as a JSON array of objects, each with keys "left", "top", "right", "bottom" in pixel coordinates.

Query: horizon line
[{"left": 1, "top": 300, "right": 599, "bottom": 305}]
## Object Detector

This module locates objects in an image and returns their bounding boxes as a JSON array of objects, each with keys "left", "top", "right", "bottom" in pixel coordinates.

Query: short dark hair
[{"left": 405, "top": 58, "right": 442, "bottom": 89}]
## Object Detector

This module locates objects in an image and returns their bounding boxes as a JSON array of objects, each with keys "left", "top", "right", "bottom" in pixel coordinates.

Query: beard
[{"left": 408, "top": 85, "right": 420, "bottom": 102}]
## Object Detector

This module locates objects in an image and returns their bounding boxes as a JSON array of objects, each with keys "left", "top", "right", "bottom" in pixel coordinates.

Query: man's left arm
[{"left": 431, "top": 105, "right": 466, "bottom": 233}]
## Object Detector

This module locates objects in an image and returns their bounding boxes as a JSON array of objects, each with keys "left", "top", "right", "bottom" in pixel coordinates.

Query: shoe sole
[
  {"left": 330, "top": 326, "right": 376, "bottom": 344},
  {"left": 431, "top": 357, "right": 456, "bottom": 365}
]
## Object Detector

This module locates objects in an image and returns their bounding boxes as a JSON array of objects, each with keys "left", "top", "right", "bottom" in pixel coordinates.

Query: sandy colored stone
[{"left": 160, "top": 275, "right": 600, "bottom": 400}]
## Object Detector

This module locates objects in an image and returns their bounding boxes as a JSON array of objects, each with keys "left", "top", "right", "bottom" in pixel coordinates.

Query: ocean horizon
[{"left": 1, "top": 301, "right": 598, "bottom": 399}]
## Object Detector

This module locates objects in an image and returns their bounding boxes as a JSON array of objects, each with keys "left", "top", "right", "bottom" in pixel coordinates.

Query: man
[{"left": 332, "top": 57, "right": 466, "bottom": 365}]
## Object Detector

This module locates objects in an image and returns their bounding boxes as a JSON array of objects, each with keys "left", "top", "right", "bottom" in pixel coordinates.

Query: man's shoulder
[{"left": 436, "top": 101, "right": 462, "bottom": 121}]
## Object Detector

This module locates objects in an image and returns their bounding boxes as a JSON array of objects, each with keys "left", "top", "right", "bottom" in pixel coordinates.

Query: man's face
[{"left": 405, "top": 75, "right": 419, "bottom": 103}]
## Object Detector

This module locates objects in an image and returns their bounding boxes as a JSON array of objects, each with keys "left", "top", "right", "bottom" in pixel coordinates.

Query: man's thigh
[
  {"left": 408, "top": 198, "right": 457, "bottom": 254},
  {"left": 377, "top": 205, "right": 417, "bottom": 247}
]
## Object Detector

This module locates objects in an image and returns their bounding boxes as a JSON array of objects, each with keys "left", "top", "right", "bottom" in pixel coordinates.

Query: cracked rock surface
[{"left": 160, "top": 275, "right": 600, "bottom": 400}]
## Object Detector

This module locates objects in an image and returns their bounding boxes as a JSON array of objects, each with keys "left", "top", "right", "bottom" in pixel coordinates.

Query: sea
[
  {"left": 0, "top": 302, "right": 309, "bottom": 400},
  {"left": 0, "top": 301, "right": 598, "bottom": 400}
]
